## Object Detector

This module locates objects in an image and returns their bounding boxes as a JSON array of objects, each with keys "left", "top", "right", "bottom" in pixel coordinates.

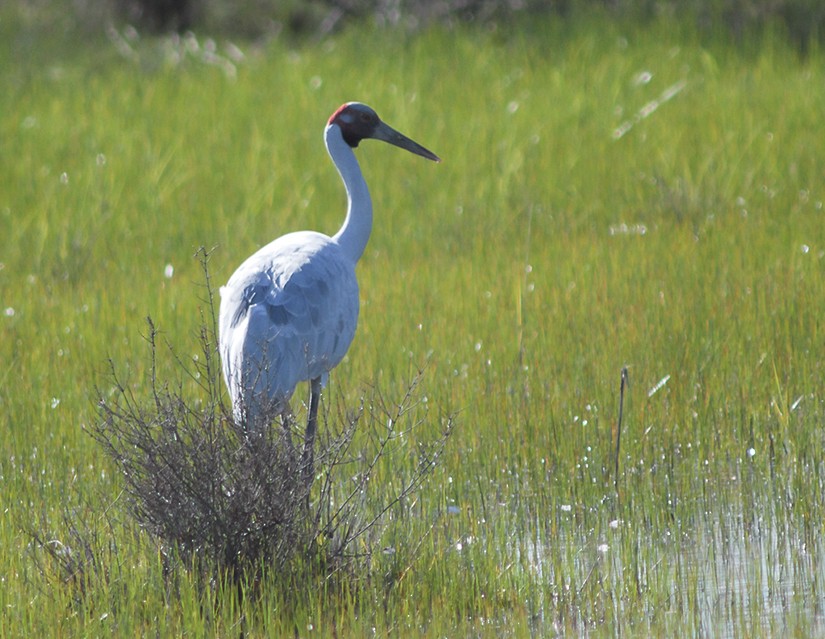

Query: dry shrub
[{"left": 82, "top": 249, "right": 452, "bottom": 587}]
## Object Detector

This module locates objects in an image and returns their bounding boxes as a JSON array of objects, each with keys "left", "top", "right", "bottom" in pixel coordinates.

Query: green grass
[{"left": 2, "top": 9, "right": 825, "bottom": 636}]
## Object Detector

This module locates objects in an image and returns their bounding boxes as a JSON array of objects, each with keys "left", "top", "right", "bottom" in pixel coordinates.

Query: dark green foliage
[{"left": 9, "top": 0, "right": 825, "bottom": 49}]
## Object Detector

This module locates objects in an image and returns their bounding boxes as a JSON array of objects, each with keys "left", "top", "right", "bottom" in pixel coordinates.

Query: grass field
[{"left": 2, "top": 8, "right": 825, "bottom": 636}]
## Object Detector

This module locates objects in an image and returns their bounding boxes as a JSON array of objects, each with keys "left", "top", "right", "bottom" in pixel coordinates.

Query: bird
[{"left": 218, "top": 102, "right": 440, "bottom": 485}]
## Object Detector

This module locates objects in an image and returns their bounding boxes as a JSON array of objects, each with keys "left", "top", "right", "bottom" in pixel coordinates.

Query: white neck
[{"left": 326, "top": 124, "right": 372, "bottom": 263}]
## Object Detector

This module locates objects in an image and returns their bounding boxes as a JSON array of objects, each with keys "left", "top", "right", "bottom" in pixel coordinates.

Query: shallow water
[{"left": 515, "top": 500, "right": 825, "bottom": 636}]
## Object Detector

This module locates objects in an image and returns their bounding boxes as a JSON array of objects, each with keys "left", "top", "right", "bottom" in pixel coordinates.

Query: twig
[{"left": 614, "top": 366, "right": 629, "bottom": 494}]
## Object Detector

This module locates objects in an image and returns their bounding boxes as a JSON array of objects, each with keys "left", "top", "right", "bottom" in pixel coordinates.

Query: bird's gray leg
[{"left": 301, "top": 377, "right": 322, "bottom": 488}]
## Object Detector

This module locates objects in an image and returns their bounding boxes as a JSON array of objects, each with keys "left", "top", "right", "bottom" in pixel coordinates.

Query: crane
[{"left": 218, "top": 102, "right": 440, "bottom": 485}]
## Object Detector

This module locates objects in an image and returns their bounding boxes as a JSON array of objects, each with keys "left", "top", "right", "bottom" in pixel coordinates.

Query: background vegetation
[
  {"left": 8, "top": 0, "right": 825, "bottom": 47},
  {"left": 2, "top": 1, "right": 825, "bottom": 636}
]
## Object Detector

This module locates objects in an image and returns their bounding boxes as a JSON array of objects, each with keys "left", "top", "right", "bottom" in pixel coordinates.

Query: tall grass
[{"left": 2, "top": 11, "right": 825, "bottom": 635}]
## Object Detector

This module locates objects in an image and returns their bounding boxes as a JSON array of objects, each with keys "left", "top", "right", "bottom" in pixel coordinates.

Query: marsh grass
[{"left": 2, "top": 10, "right": 825, "bottom": 636}]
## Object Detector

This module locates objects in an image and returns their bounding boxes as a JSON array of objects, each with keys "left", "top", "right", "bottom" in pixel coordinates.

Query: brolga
[{"left": 218, "top": 102, "right": 440, "bottom": 485}]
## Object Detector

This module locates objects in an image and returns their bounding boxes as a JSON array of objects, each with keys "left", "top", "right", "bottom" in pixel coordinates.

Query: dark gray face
[
  {"left": 328, "top": 103, "right": 381, "bottom": 148},
  {"left": 328, "top": 102, "right": 441, "bottom": 162}
]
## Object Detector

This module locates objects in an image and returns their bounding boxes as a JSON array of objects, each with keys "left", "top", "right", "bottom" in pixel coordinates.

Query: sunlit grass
[{"left": 2, "top": 9, "right": 825, "bottom": 636}]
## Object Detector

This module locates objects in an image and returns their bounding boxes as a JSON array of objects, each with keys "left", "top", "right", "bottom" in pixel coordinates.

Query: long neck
[{"left": 326, "top": 124, "right": 372, "bottom": 263}]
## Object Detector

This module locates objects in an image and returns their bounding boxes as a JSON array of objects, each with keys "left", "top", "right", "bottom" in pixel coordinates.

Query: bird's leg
[{"left": 301, "top": 377, "right": 322, "bottom": 488}]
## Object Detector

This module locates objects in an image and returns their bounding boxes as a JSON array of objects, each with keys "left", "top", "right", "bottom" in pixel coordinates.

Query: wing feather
[{"left": 219, "top": 231, "right": 359, "bottom": 423}]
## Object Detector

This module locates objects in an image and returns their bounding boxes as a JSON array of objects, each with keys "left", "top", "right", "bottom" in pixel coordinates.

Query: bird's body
[
  {"left": 218, "top": 103, "right": 439, "bottom": 478},
  {"left": 218, "top": 231, "right": 358, "bottom": 423}
]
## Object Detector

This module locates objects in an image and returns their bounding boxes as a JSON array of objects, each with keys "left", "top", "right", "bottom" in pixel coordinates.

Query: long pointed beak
[{"left": 371, "top": 121, "right": 441, "bottom": 162}]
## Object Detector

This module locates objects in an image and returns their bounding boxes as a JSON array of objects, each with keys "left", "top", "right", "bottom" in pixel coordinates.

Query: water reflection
[{"left": 516, "top": 502, "right": 825, "bottom": 635}]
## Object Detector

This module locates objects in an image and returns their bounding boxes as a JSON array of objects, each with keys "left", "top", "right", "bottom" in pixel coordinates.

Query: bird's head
[{"left": 327, "top": 102, "right": 440, "bottom": 162}]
